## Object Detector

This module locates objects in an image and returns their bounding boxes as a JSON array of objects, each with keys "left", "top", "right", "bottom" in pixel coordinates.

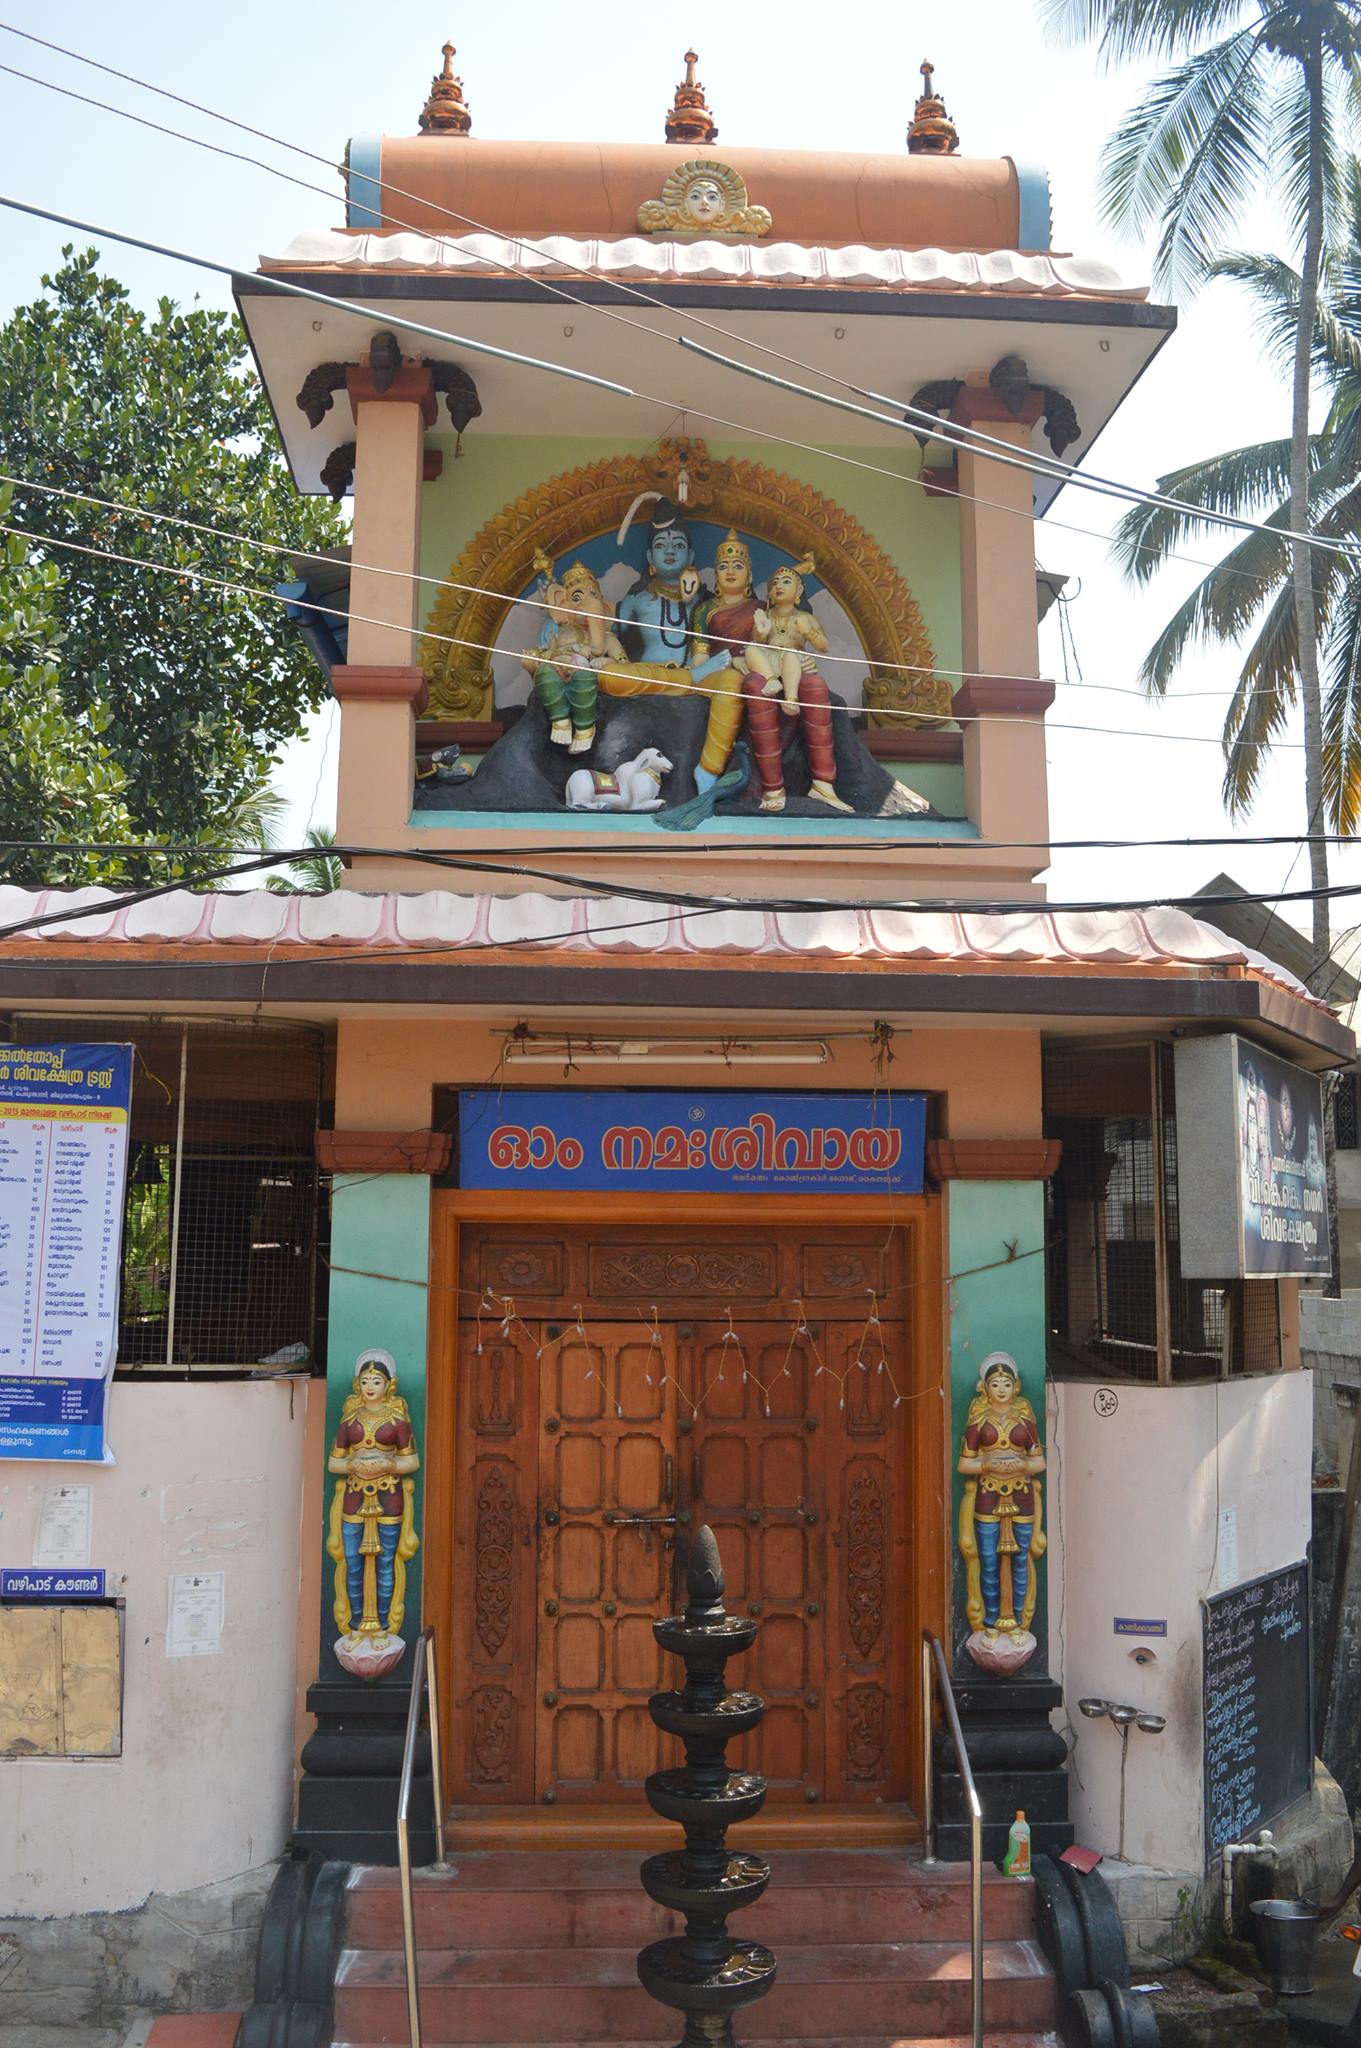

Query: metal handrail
[
  {"left": 397, "top": 1626, "right": 450, "bottom": 2048},
  {"left": 921, "top": 1631, "right": 984, "bottom": 2048}
]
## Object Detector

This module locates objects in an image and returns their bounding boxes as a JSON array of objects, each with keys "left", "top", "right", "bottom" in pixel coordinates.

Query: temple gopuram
[{"left": 0, "top": 43, "right": 1352, "bottom": 2047}]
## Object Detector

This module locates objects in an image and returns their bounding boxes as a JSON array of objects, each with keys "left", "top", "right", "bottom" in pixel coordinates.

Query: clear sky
[{"left": 1, "top": 0, "right": 1355, "bottom": 953}]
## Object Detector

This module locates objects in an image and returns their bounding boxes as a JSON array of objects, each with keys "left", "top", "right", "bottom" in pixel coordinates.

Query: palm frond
[
  {"left": 1221, "top": 583, "right": 1301, "bottom": 813},
  {"left": 1099, "top": 29, "right": 1268, "bottom": 251},
  {"left": 1322, "top": 568, "right": 1361, "bottom": 831},
  {"left": 1112, "top": 442, "right": 1295, "bottom": 583},
  {"left": 1208, "top": 248, "right": 1359, "bottom": 381},
  {"left": 1271, "top": 54, "right": 1352, "bottom": 269},
  {"left": 1135, "top": 518, "right": 1293, "bottom": 695},
  {"left": 1042, "top": 0, "right": 1253, "bottom": 63}
]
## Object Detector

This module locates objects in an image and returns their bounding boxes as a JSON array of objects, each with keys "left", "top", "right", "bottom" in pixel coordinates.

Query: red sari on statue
[{"left": 698, "top": 596, "right": 837, "bottom": 801}]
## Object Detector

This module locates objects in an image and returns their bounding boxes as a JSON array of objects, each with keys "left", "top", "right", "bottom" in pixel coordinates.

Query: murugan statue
[
  {"left": 957, "top": 1351, "right": 1046, "bottom": 1676},
  {"left": 521, "top": 552, "right": 626, "bottom": 754},
  {"left": 327, "top": 1349, "right": 420, "bottom": 1681},
  {"left": 695, "top": 532, "right": 849, "bottom": 813}
]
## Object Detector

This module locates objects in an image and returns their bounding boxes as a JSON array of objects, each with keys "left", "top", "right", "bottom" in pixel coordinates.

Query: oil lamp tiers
[{"left": 637, "top": 1523, "right": 777, "bottom": 2048}]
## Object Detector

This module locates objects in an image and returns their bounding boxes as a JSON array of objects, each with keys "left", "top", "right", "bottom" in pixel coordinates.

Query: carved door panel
[
  {"left": 450, "top": 1316, "right": 541, "bottom": 1803},
  {"left": 536, "top": 1323, "right": 679, "bottom": 1803},
  {"left": 683, "top": 1321, "right": 826, "bottom": 1802},
  {"left": 821, "top": 1317, "right": 910, "bottom": 1804},
  {"left": 683, "top": 1314, "right": 910, "bottom": 1805}
]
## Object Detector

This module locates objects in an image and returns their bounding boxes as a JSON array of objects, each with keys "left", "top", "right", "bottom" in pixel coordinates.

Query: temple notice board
[{"left": 1202, "top": 1561, "right": 1311, "bottom": 1857}]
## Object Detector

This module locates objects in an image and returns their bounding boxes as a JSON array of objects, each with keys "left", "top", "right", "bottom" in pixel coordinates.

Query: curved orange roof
[{"left": 347, "top": 138, "right": 1042, "bottom": 254}]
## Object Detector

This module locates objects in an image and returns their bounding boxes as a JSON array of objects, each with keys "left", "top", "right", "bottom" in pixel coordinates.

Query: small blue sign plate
[
  {"left": 1, "top": 1567, "right": 107, "bottom": 1600},
  {"left": 1113, "top": 1616, "right": 1167, "bottom": 1637},
  {"left": 458, "top": 1089, "right": 927, "bottom": 1195}
]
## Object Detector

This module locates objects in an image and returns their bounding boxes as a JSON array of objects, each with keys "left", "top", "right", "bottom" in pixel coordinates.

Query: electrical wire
[
  {"left": 0, "top": 515, "right": 1318, "bottom": 751},
  {"left": 5, "top": 25, "right": 1358, "bottom": 573},
  {"left": 0, "top": 466, "right": 1314, "bottom": 705},
  {"left": 7, "top": 838, "right": 1361, "bottom": 950},
  {"left": 13, "top": 831, "right": 1361, "bottom": 858},
  {"left": 2, "top": 78, "right": 1358, "bottom": 600}
]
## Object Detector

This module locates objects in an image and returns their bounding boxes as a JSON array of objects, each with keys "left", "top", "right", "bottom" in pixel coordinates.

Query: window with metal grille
[
  {"left": 1334, "top": 1070, "right": 1359, "bottom": 1152},
  {"left": 10, "top": 1016, "right": 331, "bottom": 1374},
  {"left": 1045, "top": 1042, "right": 1282, "bottom": 1382}
]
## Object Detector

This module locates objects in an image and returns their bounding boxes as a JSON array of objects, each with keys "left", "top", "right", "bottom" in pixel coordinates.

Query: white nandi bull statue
[{"left": 565, "top": 747, "right": 673, "bottom": 813}]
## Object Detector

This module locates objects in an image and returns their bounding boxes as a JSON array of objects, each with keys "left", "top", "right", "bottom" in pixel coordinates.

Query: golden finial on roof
[
  {"left": 419, "top": 40, "right": 472, "bottom": 137},
  {"left": 907, "top": 60, "right": 959, "bottom": 155},
  {"left": 664, "top": 48, "right": 718, "bottom": 146}
]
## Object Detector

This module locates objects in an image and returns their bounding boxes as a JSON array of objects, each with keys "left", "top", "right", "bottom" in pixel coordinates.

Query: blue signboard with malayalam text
[
  {"left": 0, "top": 1568, "right": 107, "bottom": 1600},
  {"left": 458, "top": 1089, "right": 927, "bottom": 1195},
  {"left": 0, "top": 1043, "right": 133, "bottom": 1464}
]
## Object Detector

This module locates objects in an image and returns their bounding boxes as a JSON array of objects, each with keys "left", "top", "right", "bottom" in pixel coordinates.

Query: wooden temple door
[
  {"left": 446, "top": 1222, "right": 919, "bottom": 1817},
  {"left": 536, "top": 1322, "right": 679, "bottom": 1801}
]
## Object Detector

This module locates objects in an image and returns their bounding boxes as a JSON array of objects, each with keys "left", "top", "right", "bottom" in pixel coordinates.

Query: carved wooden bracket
[
  {"left": 908, "top": 354, "right": 1081, "bottom": 456},
  {"left": 951, "top": 675, "right": 1056, "bottom": 721},
  {"left": 926, "top": 1138, "right": 1063, "bottom": 1184},
  {"left": 297, "top": 333, "right": 481, "bottom": 435},
  {"left": 316, "top": 1129, "right": 452, "bottom": 1174},
  {"left": 319, "top": 443, "right": 444, "bottom": 501},
  {"left": 330, "top": 665, "right": 429, "bottom": 710}
]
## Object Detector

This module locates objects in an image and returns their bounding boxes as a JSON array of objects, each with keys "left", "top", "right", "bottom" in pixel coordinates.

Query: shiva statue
[
  {"left": 521, "top": 551, "right": 626, "bottom": 755},
  {"left": 695, "top": 531, "right": 850, "bottom": 812},
  {"left": 326, "top": 1349, "right": 421, "bottom": 1681},
  {"left": 606, "top": 494, "right": 742, "bottom": 789},
  {"left": 957, "top": 1350, "right": 1046, "bottom": 1676}
]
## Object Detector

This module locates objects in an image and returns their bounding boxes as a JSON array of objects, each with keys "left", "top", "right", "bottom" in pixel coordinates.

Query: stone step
[
  {"left": 345, "top": 1851, "right": 1037, "bottom": 1949},
  {"left": 334, "top": 2036, "right": 1065, "bottom": 2048},
  {"left": 332, "top": 1938, "right": 1056, "bottom": 2044}
]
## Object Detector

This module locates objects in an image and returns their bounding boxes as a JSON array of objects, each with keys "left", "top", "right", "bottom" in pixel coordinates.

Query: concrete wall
[
  {"left": 0, "top": 1378, "right": 313, "bottom": 1916},
  {"left": 1048, "top": 1372, "right": 1314, "bottom": 1875},
  {"left": 1301, "top": 1289, "right": 1361, "bottom": 1481}
]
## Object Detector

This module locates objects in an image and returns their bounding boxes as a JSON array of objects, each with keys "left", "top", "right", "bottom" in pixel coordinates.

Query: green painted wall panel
[
  {"left": 419, "top": 432, "right": 961, "bottom": 678},
  {"left": 946, "top": 1181, "right": 1049, "bottom": 1662},
  {"left": 322, "top": 1173, "right": 433, "bottom": 1659}
]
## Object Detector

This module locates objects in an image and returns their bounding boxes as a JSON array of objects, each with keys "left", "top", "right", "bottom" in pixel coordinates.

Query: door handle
[
  {"left": 663, "top": 1452, "right": 674, "bottom": 1504},
  {"left": 609, "top": 1514, "right": 679, "bottom": 1528}
]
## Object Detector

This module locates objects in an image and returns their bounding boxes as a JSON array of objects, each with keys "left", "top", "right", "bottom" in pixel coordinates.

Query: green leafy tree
[
  {"left": 0, "top": 248, "right": 344, "bottom": 853},
  {"left": 1111, "top": 173, "right": 1361, "bottom": 834},
  {"left": 0, "top": 491, "right": 136, "bottom": 886},
  {"left": 1044, "top": 0, "right": 1361, "bottom": 986}
]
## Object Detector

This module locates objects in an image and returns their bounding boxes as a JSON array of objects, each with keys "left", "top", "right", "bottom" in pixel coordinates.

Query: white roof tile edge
[
  {"left": 266, "top": 229, "right": 1145, "bottom": 299},
  {"left": 0, "top": 885, "right": 1318, "bottom": 1000}
]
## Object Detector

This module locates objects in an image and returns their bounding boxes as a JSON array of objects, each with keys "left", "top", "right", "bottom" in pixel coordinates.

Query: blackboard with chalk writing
[{"left": 1202, "top": 1561, "right": 1311, "bottom": 1857}]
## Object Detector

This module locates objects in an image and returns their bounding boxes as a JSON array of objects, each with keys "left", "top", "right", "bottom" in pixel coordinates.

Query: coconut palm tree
[
  {"left": 1044, "top": 0, "right": 1361, "bottom": 986},
  {"left": 1110, "top": 173, "right": 1361, "bottom": 835},
  {"left": 266, "top": 825, "right": 342, "bottom": 894}
]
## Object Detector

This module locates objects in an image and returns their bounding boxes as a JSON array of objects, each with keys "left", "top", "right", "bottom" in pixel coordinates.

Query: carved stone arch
[{"left": 420, "top": 450, "right": 946, "bottom": 723}]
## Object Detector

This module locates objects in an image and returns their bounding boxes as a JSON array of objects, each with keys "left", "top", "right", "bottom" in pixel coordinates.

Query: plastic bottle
[{"left": 1003, "top": 1810, "right": 1032, "bottom": 1876}]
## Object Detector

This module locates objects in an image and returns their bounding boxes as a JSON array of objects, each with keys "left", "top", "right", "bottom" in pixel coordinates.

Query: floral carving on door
[
  {"left": 845, "top": 1467, "right": 887, "bottom": 1658},
  {"left": 474, "top": 1463, "right": 515, "bottom": 1657}
]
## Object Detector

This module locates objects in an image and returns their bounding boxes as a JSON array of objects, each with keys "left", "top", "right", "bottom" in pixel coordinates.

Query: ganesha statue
[
  {"left": 957, "top": 1350, "right": 1047, "bottom": 1676},
  {"left": 327, "top": 1348, "right": 420, "bottom": 1681}
]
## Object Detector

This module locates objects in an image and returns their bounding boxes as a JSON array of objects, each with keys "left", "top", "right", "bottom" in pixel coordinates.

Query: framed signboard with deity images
[{"left": 1175, "top": 1036, "right": 1330, "bottom": 1279}]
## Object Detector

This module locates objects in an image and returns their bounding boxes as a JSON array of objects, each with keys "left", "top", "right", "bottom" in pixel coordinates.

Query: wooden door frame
[{"left": 425, "top": 1190, "right": 948, "bottom": 1820}]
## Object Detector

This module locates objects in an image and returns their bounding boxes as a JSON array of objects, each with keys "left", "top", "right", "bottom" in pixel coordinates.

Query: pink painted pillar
[
  {"left": 951, "top": 391, "right": 1053, "bottom": 860},
  {"left": 332, "top": 359, "right": 435, "bottom": 871}
]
